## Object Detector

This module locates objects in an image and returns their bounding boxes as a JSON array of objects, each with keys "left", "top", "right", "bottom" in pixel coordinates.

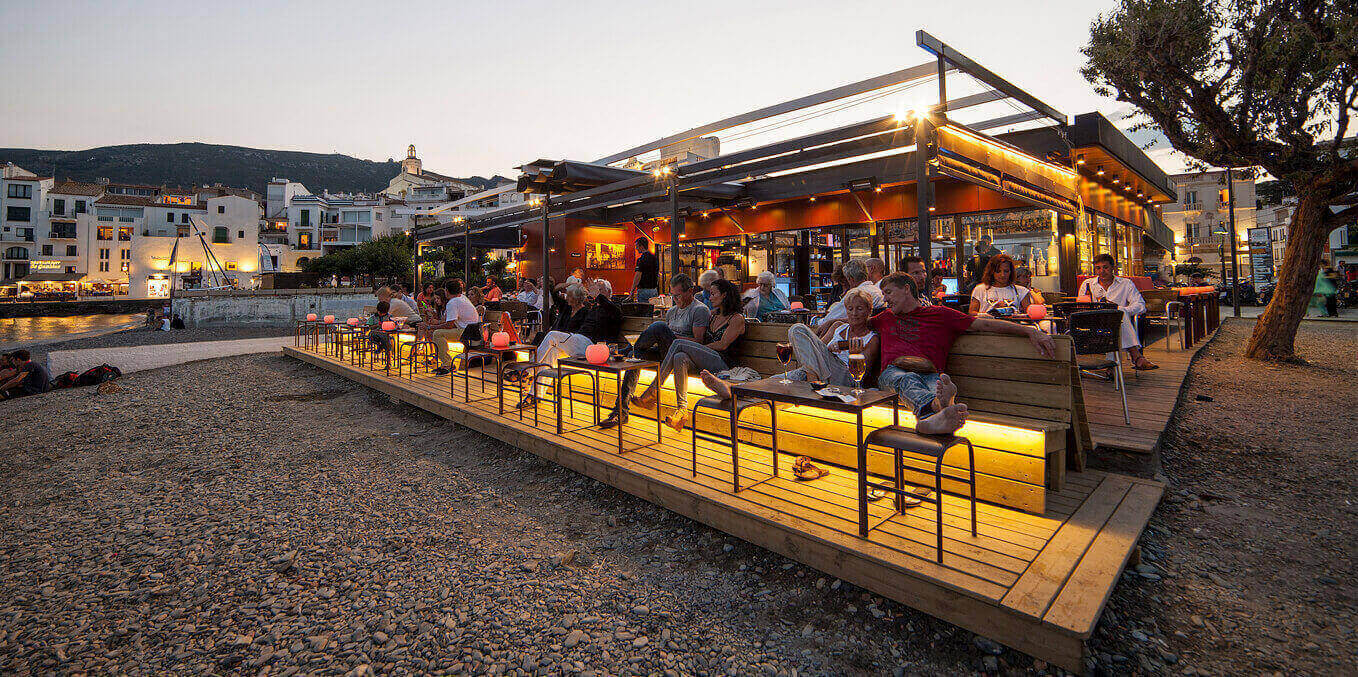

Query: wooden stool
[{"left": 857, "top": 425, "right": 976, "bottom": 563}]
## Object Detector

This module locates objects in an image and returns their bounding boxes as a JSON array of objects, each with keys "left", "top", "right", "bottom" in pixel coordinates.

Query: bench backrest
[{"left": 620, "top": 315, "right": 1090, "bottom": 467}]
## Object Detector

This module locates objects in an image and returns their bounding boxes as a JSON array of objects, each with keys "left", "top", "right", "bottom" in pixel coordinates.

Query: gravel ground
[
  {"left": 1085, "top": 319, "right": 1357, "bottom": 675},
  {"left": 2, "top": 353, "right": 997, "bottom": 676},
  {"left": 3, "top": 321, "right": 1352, "bottom": 676},
  {"left": 24, "top": 326, "right": 292, "bottom": 364}
]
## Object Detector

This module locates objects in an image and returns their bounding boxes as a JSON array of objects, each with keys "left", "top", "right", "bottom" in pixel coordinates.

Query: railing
[{"left": 49, "top": 230, "right": 78, "bottom": 239}]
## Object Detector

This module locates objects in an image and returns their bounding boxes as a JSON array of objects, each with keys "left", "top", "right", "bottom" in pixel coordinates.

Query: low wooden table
[
  {"left": 729, "top": 378, "right": 899, "bottom": 503},
  {"left": 558, "top": 357, "right": 662, "bottom": 454},
  {"left": 450, "top": 342, "right": 533, "bottom": 409}
]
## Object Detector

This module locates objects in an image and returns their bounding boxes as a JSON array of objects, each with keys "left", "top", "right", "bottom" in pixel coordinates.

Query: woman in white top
[
  {"left": 703, "top": 289, "right": 876, "bottom": 396},
  {"left": 968, "top": 253, "right": 1039, "bottom": 316}
]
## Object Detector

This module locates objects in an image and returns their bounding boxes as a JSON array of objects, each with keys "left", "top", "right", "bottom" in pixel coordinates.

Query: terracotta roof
[
  {"left": 50, "top": 181, "right": 105, "bottom": 196},
  {"left": 94, "top": 194, "right": 156, "bottom": 207},
  {"left": 417, "top": 169, "right": 470, "bottom": 184},
  {"left": 6, "top": 175, "right": 51, "bottom": 182},
  {"left": 150, "top": 203, "right": 206, "bottom": 211}
]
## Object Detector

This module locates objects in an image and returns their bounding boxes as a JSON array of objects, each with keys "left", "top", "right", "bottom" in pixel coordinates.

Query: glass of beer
[
  {"left": 847, "top": 337, "right": 867, "bottom": 396},
  {"left": 776, "top": 342, "right": 794, "bottom": 384}
]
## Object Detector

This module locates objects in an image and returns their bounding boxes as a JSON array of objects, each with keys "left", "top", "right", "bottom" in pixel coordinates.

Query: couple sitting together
[{"left": 700, "top": 272, "right": 1056, "bottom": 437}]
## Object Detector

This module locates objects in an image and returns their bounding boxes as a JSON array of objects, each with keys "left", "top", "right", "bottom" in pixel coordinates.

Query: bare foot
[
  {"left": 699, "top": 370, "right": 732, "bottom": 399},
  {"left": 916, "top": 403, "right": 968, "bottom": 435},
  {"left": 935, "top": 374, "right": 958, "bottom": 409}
]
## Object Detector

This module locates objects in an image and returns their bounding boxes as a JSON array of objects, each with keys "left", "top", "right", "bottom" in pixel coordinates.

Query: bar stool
[
  {"left": 857, "top": 426, "right": 977, "bottom": 563},
  {"left": 295, "top": 314, "right": 321, "bottom": 349},
  {"left": 691, "top": 395, "right": 778, "bottom": 492},
  {"left": 398, "top": 336, "right": 439, "bottom": 379},
  {"left": 449, "top": 348, "right": 498, "bottom": 402},
  {"left": 505, "top": 362, "right": 598, "bottom": 433}
]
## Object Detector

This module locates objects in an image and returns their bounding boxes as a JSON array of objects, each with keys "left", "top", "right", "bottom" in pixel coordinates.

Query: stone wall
[
  {"left": 0, "top": 299, "right": 163, "bottom": 319},
  {"left": 171, "top": 289, "right": 376, "bottom": 327}
]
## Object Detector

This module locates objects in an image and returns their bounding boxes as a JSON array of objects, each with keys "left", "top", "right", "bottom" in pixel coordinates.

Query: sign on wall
[{"left": 29, "top": 259, "right": 63, "bottom": 272}]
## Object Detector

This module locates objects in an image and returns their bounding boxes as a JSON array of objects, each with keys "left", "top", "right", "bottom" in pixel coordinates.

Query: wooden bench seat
[{"left": 551, "top": 317, "right": 1094, "bottom": 514}]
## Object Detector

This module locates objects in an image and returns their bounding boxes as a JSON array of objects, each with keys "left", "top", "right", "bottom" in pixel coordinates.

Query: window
[
  {"left": 3, "top": 246, "right": 28, "bottom": 260},
  {"left": 181, "top": 213, "right": 190, "bottom": 224},
  {"left": 6, "top": 206, "right": 31, "bottom": 222},
  {"left": 217, "top": 205, "right": 225, "bottom": 214},
  {"left": 50, "top": 222, "right": 77, "bottom": 239},
  {"left": 42, "top": 244, "right": 53, "bottom": 256},
  {"left": 298, "top": 231, "right": 312, "bottom": 249},
  {"left": 99, "top": 248, "right": 109, "bottom": 259},
  {"left": 120, "top": 249, "right": 129, "bottom": 260},
  {"left": 300, "top": 210, "right": 311, "bottom": 227},
  {"left": 225, "top": 261, "right": 237, "bottom": 271},
  {"left": 167, "top": 212, "right": 175, "bottom": 223},
  {"left": 75, "top": 200, "right": 86, "bottom": 214},
  {"left": 66, "top": 245, "right": 77, "bottom": 256},
  {"left": 97, "top": 226, "right": 113, "bottom": 241},
  {"left": 177, "top": 225, "right": 189, "bottom": 238},
  {"left": 99, "top": 261, "right": 109, "bottom": 272},
  {"left": 376, "top": 211, "right": 383, "bottom": 221},
  {"left": 213, "top": 226, "right": 229, "bottom": 243},
  {"left": 1184, "top": 190, "right": 1198, "bottom": 207},
  {"left": 53, "top": 199, "right": 66, "bottom": 215},
  {"left": 7, "top": 184, "right": 32, "bottom": 199},
  {"left": 238, "top": 230, "right": 245, "bottom": 239},
  {"left": 118, "top": 226, "right": 133, "bottom": 241}
]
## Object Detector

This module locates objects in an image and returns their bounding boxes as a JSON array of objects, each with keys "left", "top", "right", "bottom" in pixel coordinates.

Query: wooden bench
[{"left": 565, "top": 318, "right": 1093, "bottom": 514}]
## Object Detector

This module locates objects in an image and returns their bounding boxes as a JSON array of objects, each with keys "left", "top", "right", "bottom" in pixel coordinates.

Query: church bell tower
[{"left": 401, "top": 144, "right": 422, "bottom": 175}]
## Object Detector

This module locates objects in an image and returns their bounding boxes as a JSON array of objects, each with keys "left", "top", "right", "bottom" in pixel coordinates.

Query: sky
[{"left": 0, "top": 0, "right": 1192, "bottom": 178}]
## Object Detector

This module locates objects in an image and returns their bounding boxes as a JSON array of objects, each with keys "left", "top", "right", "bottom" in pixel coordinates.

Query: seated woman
[
  {"left": 518, "top": 282, "right": 613, "bottom": 408},
  {"left": 968, "top": 253, "right": 1040, "bottom": 317},
  {"left": 702, "top": 288, "right": 876, "bottom": 400},
  {"left": 466, "top": 286, "right": 487, "bottom": 319},
  {"left": 617, "top": 279, "right": 746, "bottom": 432},
  {"left": 741, "top": 270, "right": 789, "bottom": 320}
]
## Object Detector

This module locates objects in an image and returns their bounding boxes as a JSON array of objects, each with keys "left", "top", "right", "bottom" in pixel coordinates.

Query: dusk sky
[{"left": 0, "top": 0, "right": 1190, "bottom": 179}]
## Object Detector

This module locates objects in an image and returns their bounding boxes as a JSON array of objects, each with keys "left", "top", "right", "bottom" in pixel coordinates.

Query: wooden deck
[
  {"left": 284, "top": 345, "right": 1163, "bottom": 672},
  {"left": 1083, "top": 328, "right": 1211, "bottom": 454}
]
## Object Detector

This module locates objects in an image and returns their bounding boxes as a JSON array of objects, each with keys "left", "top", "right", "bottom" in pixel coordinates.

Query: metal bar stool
[
  {"left": 294, "top": 317, "right": 320, "bottom": 348},
  {"left": 397, "top": 336, "right": 439, "bottom": 379},
  {"left": 450, "top": 348, "right": 498, "bottom": 402},
  {"left": 508, "top": 362, "right": 598, "bottom": 434},
  {"left": 856, "top": 426, "right": 977, "bottom": 563},
  {"left": 691, "top": 395, "right": 778, "bottom": 492}
]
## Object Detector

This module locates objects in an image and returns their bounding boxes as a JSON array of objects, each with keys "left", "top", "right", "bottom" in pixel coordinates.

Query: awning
[{"left": 19, "top": 272, "right": 85, "bottom": 283}]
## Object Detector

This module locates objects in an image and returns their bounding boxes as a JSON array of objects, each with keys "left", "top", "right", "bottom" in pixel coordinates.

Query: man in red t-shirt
[{"left": 866, "top": 272, "right": 1055, "bottom": 435}]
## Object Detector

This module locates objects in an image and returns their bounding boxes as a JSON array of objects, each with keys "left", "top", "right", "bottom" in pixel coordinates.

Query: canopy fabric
[
  {"left": 19, "top": 272, "right": 85, "bottom": 282},
  {"left": 517, "top": 160, "right": 649, "bottom": 195}
]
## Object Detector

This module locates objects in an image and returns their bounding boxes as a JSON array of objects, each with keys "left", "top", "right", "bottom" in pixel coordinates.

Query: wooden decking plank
[
  {"left": 1001, "top": 475, "right": 1134, "bottom": 618},
  {"left": 1042, "top": 483, "right": 1164, "bottom": 637}
]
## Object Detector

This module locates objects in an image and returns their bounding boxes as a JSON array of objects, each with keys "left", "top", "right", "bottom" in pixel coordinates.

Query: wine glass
[
  {"left": 847, "top": 337, "right": 867, "bottom": 397},
  {"left": 776, "top": 342, "right": 794, "bottom": 384}
]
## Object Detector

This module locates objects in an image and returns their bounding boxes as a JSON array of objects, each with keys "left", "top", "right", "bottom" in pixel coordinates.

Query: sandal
[
  {"left": 1133, "top": 358, "right": 1160, "bottom": 370},
  {"left": 665, "top": 410, "right": 689, "bottom": 432},
  {"left": 866, "top": 487, "right": 888, "bottom": 502},
  {"left": 901, "top": 486, "right": 932, "bottom": 508},
  {"left": 792, "top": 456, "right": 828, "bottom": 482}
]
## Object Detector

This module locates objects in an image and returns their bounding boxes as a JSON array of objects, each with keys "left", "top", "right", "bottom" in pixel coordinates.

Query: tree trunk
[{"left": 1245, "top": 182, "right": 1331, "bottom": 360}]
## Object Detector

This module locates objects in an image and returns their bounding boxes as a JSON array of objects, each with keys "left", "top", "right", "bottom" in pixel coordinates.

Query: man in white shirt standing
[
  {"left": 1078, "top": 253, "right": 1158, "bottom": 370},
  {"left": 815, "top": 258, "right": 884, "bottom": 328},
  {"left": 429, "top": 280, "right": 483, "bottom": 375}
]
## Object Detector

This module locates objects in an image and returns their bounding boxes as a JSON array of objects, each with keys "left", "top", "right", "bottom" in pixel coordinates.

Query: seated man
[
  {"left": 741, "top": 270, "right": 789, "bottom": 320},
  {"left": 603, "top": 274, "right": 710, "bottom": 426},
  {"left": 378, "top": 285, "right": 419, "bottom": 320},
  {"left": 429, "top": 280, "right": 483, "bottom": 375},
  {"left": 0, "top": 349, "right": 50, "bottom": 400},
  {"left": 1076, "top": 253, "right": 1158, "bottom": 370},
  {"left": 870, "top": 272, "right": 1055, "bottom": 435},
  {"left": 483, "top": 276, "right": 503, "bottom": 302},
  {"left": 365, "top": 301, "right": 396, "bottom": 354},
  {"left": 518, "top": 280, "right": 623, "bottom": 408}
]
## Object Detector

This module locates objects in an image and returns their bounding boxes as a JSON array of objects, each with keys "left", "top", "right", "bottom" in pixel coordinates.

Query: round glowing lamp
[
  {"left": 790, "top": 301, "right": 805, "bottom": 310},
  {"left": 586, "top": 343, "right": 610, "bottom": 365},
  {"left": 381, "top": 321, "right": 396, "bottom": 332},
  {"left": 306, "top": 313, "right": 318, "bottom": 322},
  {"left": 491, "top": 331, "right": 511, "bottom": 349},
  {"left": 1027, "top": 304, "right": 1047, "bottom": 320},
  {"left": 347, "top": 317, "right": 360, "bottom": 326},
  {"left": 323, "top": 315, "right": 335, "bottom": 324}
]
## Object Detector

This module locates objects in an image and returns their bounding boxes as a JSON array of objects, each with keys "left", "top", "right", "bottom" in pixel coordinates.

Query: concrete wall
[
  {"left": 0, "top": 298, "right": 161, "bottom": 319},
  {"left": 171, "top": 288, "right": 376, "bottom": 327}
]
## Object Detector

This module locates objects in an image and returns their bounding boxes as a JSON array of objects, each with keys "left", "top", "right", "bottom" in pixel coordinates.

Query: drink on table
[
  {"left": 776, "top": 342, "right": 794, "bottom": 384},
  {"left": 847, "top": 337, "right": 867, "bottom": 395}
]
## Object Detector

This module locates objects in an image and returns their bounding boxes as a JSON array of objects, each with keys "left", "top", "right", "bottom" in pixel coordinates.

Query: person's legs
[
  {"left": 630, "top": 321, "right": 675, "bottom": 359},
  {"left": 431, "top": 328, "right": 462, "bottom": 369},
  {"left": 534, "top": 331, "right": 571, "bottom": 365},
  {"left": 787, "top": 323, "right": 850, "bottom": 386},
  {"left": 660, "top": 342, "right": 729, "bottom": 429},
  {"left": 636, "top": 339, "right": 726, "bottom": 406},
  {"left": 1325, "top": 293, "right": 1339, "bottom": 317},
  {"left": 1121, "top": 312, "right": 1157, "bottom": 369},
  {"left": 877, "top": 367, "right": 941, "bottom": 417},
  {"left": 636, "top": 288, "right": 659, "bottom": 303}
]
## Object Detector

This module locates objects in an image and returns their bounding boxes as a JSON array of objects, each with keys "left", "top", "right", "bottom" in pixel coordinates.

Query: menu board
[{"left": 1247, "top": 227, "right": 1274, "bottom": 284}]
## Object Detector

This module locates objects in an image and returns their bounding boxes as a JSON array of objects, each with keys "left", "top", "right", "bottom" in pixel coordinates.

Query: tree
[
  {"left": 1082, "top": 0, "right": 1357, "bottom": 360},
  {"left": 303, "top": 234, "right": 413, "bottom": 285}
]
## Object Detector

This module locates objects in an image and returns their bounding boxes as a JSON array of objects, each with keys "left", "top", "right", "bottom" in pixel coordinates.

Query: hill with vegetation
[{"left": 0, "top": 143, "right": 508, "bottom": 195}]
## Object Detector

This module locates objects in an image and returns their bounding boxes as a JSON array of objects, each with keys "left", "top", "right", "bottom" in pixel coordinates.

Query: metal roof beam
[{"left": 916, "top": 30, "right": 1066, "bottom": 125}]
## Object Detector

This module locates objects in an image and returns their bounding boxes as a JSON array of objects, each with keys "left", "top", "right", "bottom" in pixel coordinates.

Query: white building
[
  {"left": 384, "top": 145, "right": 478, "bottom": 204},
  {"left": 1, "top": 163, "right": 54, "bottom": 282},
  {"left": 1161, "top": 170, "right": 1255, "bottom": 278}
]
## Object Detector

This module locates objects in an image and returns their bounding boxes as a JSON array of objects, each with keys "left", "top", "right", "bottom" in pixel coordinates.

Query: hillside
[{"left": 0, "top": 143, "right": 508, "bottom": 195}]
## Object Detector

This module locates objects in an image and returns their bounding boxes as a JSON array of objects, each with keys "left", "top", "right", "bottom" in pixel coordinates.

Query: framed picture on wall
[{"left": 587, "top": 242, "right": 626, "bottom": 269}]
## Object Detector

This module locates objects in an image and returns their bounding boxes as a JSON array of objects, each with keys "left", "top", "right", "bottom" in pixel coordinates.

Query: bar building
[{"left": 416, "top": 33, "right": 1175, "bottom": 312}]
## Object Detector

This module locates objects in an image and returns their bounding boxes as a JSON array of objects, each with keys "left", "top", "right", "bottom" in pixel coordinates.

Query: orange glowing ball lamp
[
  {"left": 491, "top": 332, "right": 511, "bottom": 349},
  {"left": 585, "top": 343, "right": 610, "bottom": 365},
  {"left": 1027, "top": 304, "right": 1047, "bottom": 320}
]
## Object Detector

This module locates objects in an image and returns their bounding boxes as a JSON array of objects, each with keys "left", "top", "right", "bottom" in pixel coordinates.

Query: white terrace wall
[{"left": 171, "top": 289, "right": 376, "bottom": 327}]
